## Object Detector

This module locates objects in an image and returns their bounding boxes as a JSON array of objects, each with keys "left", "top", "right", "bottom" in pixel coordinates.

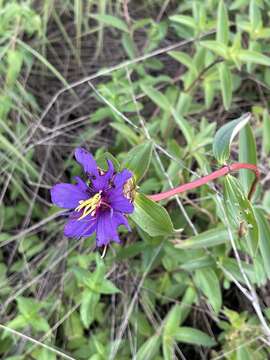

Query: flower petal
[
  {"left": 64, "top": 214, "right": 97, "bottom": 237},
  {"left": 96, "top": 210, "right": 121, "bottom": 247},
  {"left": 75, "top": 148, "right": 98, "bottom": 177},
  {"left": 74, "top": 176, "right": 89, "bottom": 192},
  {"left": 92, "top": 159, "right": 114, "bottom": 191},
  {"left": 113, "top": 211, "right": 131, "bottom": 231},
  {"left": 113, "top": 169, "right": 133, "bottom": 189},
  {"left": 51, "top": 183, "right": 88, "bottom": 209},
  {"left": 108, "top": 192, "right": 134, "bottom": 213}
]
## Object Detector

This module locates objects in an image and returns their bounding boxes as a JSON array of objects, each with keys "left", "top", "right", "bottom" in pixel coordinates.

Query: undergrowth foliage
[{"left": 1, "top": 1, "right": 270, "bottom": 359}]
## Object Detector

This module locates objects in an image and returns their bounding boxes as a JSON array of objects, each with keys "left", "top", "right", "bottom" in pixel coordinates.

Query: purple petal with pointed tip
[
  {"left": 51, "top": 183, "right": 88, "bottom": 209},
  {"left": 64, "top": 214, "right": 97, "bottom": 237},
  {"left": 75, "top": 148, "right": 98, "bottom": 177}
]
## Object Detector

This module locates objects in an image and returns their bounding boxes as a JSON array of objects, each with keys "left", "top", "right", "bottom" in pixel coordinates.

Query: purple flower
[{"left": 51, "top": 148, "right": 134, "bottom": 247}]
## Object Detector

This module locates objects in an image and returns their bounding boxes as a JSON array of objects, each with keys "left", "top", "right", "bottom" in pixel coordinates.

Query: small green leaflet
[{"left": 213, "top": 113, "right": 251, "bottom": 164}]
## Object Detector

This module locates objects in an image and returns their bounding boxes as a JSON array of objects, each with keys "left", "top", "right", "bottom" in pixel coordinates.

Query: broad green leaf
[
  {"left": 249, "top": 0, "right": 262, "bottom": 32},
  {"left": 213, "top": 113, "right": 251, "bottom": 164},
  {"left": 178, "top": 287, "right": 197, "bottom": 326},
  {"left": 168, "top": 51, "right": 197, "bottom": 73},
  {"left": 124, "top": 141, "right": 153, "bottom": 182},
  {"left": 218, "top": 62, "right": 232, "bottom": 110},
  {"left": 195, "top": 268, "right": 222, "bottom": 313},
  {"left": 239, "top": 124, "right": 257, "bottom": 195},
  {"left": 136, "top": 334, "right": 161, "bottom": 360},
  {"left": 17, "top": 297, "right": 40, "bottom": 318},
  {"left": 200, "top": 40, "right": 229, "bottom": 59},
  {"left": 99, "top": 279, "right": 120, "bottom": 294},
  {"left": 6, "top": 49, "right": 23, "bottom": 86},
  {"left": 238, "top": 50, "right": 270, "bottom": 66},
  {"left": 90, "top": 14, "right": 129, "bottom": 32},
  {"left": 110, "top": 123, "right": 140, "bottom": 146},
  {"left": 263, "top": 109, "right": 270, "bottom": 155},
  {"left": 31, "top": 316, "right": 50, "bottom": 332},
  {"left": 175, "top": 226, "right": 229, "bottom": 249},
  {"left": 80, "top": 291, "right": 100, "bottom": 328},
  {"left": 163, "top": 304, "right": 182, "bottom": 337},
  {"left": 131, "top": 193, "right": 173, "bottom": 237},
  {"left": 162, "top": 337, "right": 174, "bottom": 360},
  {"left": 217, "top": 0, "right": 229, "bottom": 45},
  {"left": 174, "top": 327, "right": 216, "bottom": 347},
  {"left": 170, "top": 15, "right": 197, "bottom": 29},
  {"left": 121, "top": 33, "right": 136, "bottom": 58},
  {"left": 140, "top": 84, "right": 171, "bottom": 111},
  {"left": 237, "top": 346, "right": 253, "bottom": 360},
  {"left": 254, "top": 208, "right": 270, "bottom": 278}
]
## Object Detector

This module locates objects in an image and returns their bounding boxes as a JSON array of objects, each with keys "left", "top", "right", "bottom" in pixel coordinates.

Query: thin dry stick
[
  {"left": 109, "top": 243, "right": 163, "bottom": 359},
  {"left": 0, "top": 324, "right": 75, "bottom": 360},
  {"left": 33, "top": 30, "right": 216, "bottom": 143}
]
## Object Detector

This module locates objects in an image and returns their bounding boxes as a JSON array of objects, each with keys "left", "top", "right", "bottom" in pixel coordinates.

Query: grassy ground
[{"left": 1, "top": 0, "right": 270, "bottom": 359}]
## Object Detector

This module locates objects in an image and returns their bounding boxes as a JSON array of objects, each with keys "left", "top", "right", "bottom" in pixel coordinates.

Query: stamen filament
[{"left": 75, "top": 191, "right": 102, "bottom": 220}]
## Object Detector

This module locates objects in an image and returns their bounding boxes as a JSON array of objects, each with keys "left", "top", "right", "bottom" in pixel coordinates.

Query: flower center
[{"left": 75, "top": 191, "right": 102, "bottom": 220}]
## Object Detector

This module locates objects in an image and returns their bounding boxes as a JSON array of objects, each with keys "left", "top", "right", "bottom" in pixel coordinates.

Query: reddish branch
[{"left": 149, "top": 163, "right": 259, "bottom": 202}]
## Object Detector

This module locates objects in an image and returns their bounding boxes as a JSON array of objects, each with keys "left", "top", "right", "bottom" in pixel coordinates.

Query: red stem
[{"left": 148, "top": 163, "right": 259, "bottom": 202}]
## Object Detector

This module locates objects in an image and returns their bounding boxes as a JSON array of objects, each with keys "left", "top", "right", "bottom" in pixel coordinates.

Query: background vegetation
[{"left": 1, "top": 0, "right": 270, "bottom": 359}]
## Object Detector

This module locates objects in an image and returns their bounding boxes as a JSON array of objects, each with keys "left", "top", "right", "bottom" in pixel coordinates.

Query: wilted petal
[
  {"left": 51, "top": 183, "right": 88, "bottom": 209},
  {"left": 64, "top": 214, "right": 97, "bottom": 237},
  {"left": 75, "top": 148, "right": 98, "bottom": 177}
]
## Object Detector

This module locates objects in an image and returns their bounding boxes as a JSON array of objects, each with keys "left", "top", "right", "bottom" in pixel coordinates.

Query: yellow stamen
[{"left": 75, "top": 191, "right": 102, "bottom": 220}]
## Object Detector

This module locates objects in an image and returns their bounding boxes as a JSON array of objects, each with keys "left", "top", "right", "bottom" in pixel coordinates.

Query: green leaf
[
  {"left": 238, "top": 50, "right": 270, "bottom": 66},
  {"left": 170, "top": 15, "right": 197, "bottom": 29},
  {"left": 80, "top": 291, "right": 100, "bottom": 328},
  {"left": 136, "top": 334, "right": 161, "bottom": 360},
  {"left": 6, "top": 49, "right": 23, "bottom": 86},
  {"left": 99, "top": 279, "right": 120, "bottom": 294},
  {"left": 141, "top": 84, "right": 171, "bottom": 111},
  {"left": 131, "top": 193, "right": 173, "bottom": 237},
  {"left": 195, "top": 268, "right": 222, "bottom": 313},
  {"left": 218, "top": 62, "right": 232, "bottom": 110},
  {"left": 263, "top": 109, "right": 270, "bottom": 155},
  {"left": 224, "top": 176, "right": 258, "bottom": 255},
  {"left": 217, "top": 0, "right": 229, "bottom": 45},
  {"left": 175, "top": 226, "right": 229, "bottom": 249},
  {"left": 16, "top": 297, "right": 39, "bottom": 318},
  {"left": 239, "top": 124, "right": 257, "bottom": 195},
  {"left": 163, "top": 304, "right": 182, "bottom": 337},
  {"left": 249, "top": 0, "right": 262, "bottom": 32},
  {"left": 110, "top": 123, "right": 140, "bottom": 146},
  {"left": 200, "top": 40, "right": 229, "bottom": 59},
  {"left": 254, "top": 208, "right": 270, "bottom": 278},
  {"left": 124, "top": 141, "right": 153, "bottom": 182},
  {"left": 174, "top": 327, "right": 216, "bottom": 347},
  {"left": 168, "top": 51, "right": 197, "bottom": 73},
  {"left": 213, "top": 113, "right": 251, "bottom": 164},
  {"left": 121, "top": 33, "right": 136, "bottom": 58},
  {"left": 90, "top": 14, "right": 129, "bottom": 32}
]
